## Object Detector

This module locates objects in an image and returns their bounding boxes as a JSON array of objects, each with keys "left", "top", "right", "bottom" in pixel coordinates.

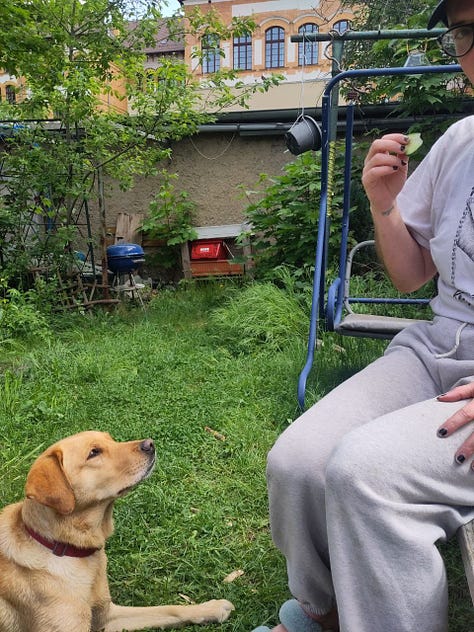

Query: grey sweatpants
[{"left": 267, "top": 317, "right": 474, "bottom": 632}]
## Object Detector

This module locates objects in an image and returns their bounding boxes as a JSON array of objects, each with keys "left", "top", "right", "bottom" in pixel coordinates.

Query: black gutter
[{"left": 198, "top": 100, "right": 474, "bottom": 136}]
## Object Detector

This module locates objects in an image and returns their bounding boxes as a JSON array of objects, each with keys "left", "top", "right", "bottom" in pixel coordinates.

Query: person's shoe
[{"left": 278, "top": 600, "right": 323, "bottom": 632}]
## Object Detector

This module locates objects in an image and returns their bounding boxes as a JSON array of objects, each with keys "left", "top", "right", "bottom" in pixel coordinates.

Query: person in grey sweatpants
[
  {"left": 268, "top": 318, "right": 474, "bottom": 632},
  {"left": 259, "top": 2, "right": 474, "bottom": 631}
]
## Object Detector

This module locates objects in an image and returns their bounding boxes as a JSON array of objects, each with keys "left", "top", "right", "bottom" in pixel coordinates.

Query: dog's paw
[{"left": 195, "top": 599, "right": 235, "bottom": 624}]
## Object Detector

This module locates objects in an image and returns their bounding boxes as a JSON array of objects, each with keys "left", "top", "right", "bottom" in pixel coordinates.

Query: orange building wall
[
  {"left": 183, "top": 0, "right": 354, "bottom": 110},
  {"left": 97, "top": 64, "right": 129, "bottom": 114},
  {"left": 0, "top": 69, "right": 127, "bottom": 115}
]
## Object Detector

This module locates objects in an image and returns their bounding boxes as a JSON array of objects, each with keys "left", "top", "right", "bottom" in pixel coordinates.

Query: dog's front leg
[{"left": 101, "top": 600, "right": 234, "bottom": 632}]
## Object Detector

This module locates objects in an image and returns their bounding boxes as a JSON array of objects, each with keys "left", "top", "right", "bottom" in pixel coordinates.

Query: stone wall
[{"left": 100, "top": 131, "right": 293, "bottom": 234}]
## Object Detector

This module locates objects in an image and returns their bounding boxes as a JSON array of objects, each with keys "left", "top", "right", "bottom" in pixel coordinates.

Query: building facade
[
  {"left": 0, "top": 72, "right": 26, "bottom": 105},
  {"left": 182, "top": 0, "right": 354, "bottom": 110}
]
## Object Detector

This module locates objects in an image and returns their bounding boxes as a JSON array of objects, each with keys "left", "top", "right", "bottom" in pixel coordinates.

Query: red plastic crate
[{"left": 190, "top": 240, "right": 224, "bottom": 260}]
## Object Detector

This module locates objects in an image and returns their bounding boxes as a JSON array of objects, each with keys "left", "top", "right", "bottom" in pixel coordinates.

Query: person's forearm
[{"left": 371, "top": 202, "right": 436, "bottom": 293}]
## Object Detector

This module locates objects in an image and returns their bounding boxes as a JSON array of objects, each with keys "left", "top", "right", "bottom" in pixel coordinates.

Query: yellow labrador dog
[{"left": 0, "top": 431, "right": 234, "bottom": 632}]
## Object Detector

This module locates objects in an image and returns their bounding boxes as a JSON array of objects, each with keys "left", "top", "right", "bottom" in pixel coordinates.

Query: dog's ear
[{"left": 25, "top": 449, "right": 75, "bottom": 515}]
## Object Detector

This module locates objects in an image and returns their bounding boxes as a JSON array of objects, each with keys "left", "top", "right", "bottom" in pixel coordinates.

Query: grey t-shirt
[{"left": 397, "top": 115, "right": 474, "bottom": 323}]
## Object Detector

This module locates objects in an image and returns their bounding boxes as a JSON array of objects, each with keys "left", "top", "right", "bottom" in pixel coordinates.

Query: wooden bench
[{"left": 458, "top": 519, "right": 474, "bottom": 604}]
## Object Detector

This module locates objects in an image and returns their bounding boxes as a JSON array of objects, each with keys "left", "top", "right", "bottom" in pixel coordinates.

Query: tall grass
[
  {"left": 0, "top": 282, "right": 470, "bottom": 632},
  {"left": 209, "top": 282, "right": 309, "bottom": 354}
]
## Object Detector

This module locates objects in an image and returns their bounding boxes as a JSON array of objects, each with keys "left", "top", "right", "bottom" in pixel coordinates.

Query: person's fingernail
[
  {"left": 437, "top": 393, "right": 447, "bottom": 399},
  {"left": 456, "top": 454, "right": 466, "bottom": 464},
  {"left": 403, "top": 136, "right": 409, "bottom": 142},
  {"left": 437, "top": 428, "right": 448, "bottom": 437},
  {"left": 392, "top": 165, "right": 399, "bottom": 171},
  {"left": 401, "top": 160, "right": 408, "bottom": 166},
  {"left": 400, "top": 145, "right": 406, "bottom": 152}
]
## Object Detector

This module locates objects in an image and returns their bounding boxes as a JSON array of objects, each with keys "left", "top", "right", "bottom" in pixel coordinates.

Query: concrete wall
[
  {"left": 87, "top": 131, "right": 293, "bottom": 281},
  {"left": 102, "top": 131, "right": 293, "bottom": 230}
]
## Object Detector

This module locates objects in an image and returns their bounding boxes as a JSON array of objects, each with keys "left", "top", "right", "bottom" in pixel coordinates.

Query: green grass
[{"left": 0, "top": 282, "right": 471, "bottom": 632}]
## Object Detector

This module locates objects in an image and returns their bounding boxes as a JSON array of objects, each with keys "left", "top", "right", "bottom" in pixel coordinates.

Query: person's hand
[
  {"left": 362, "top": 133, "right": 410, "bottom": 214},
  {"left": 437, "top": 383, "right": 474, "bottom": 467}
]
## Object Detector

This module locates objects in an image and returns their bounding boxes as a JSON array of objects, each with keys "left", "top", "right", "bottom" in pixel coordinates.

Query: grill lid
[{"left": 107, "top": 243, "right": 145, "bottom": 258}]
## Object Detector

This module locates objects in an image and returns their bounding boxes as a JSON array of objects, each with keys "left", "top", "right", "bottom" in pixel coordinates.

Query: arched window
[
  {"left": 298, "top": 23, "right": 319, "bottom": 65},
  {"left": 265, "top": 27, "right": 285, "bottom": 68},
  {"left": 234, "top": 33, "right": 252, "bottom": 71},
  {"left": 202, "top": 34, "right": 221, "bottom": 74},
  {"left": 333, "top": 20, "right": 350, "bottom": 34},
  {"left": 5, "top": 85, "right": 16, "bottom": 104}
]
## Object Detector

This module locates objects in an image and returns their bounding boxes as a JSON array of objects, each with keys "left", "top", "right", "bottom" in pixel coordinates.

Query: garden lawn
[{"left": 0, "top": 283, "right": 471, "bottom": 632}]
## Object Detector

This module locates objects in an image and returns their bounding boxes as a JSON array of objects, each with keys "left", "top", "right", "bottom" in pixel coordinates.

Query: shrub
[
  {"left": 242, "top": 144, "right": 370, "bottom": 280},
  {"left": 0, "top": 284, "right": 51, "bottom": 345},
  {"left": 141, "top": 171, "right": 198, "bottom": 270}
]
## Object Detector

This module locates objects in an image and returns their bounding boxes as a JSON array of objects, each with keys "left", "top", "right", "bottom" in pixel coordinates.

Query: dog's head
[{"left": 25, "top": 431, "right": 155, "bottom": 515}]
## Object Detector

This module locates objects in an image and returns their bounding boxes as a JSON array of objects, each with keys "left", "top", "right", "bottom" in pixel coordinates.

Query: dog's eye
[{"left": 87, "top": 447, "right": 102, "bottom": 460}]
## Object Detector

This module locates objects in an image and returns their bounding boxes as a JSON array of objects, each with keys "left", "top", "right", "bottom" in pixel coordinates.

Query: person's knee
[
  {"left": 267, "top": 435, "right": 300, "bottom": 483},
  {"left": 325, "top": 431, "right": 385, "bottom": 499},
  {"left": 267, "top": 431, "right": 324, "bottom": 488}
]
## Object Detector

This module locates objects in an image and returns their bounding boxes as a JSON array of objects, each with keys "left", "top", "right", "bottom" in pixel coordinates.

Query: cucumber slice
[{"left": 405, "top": 133, "right": 423, "bottom": 156}]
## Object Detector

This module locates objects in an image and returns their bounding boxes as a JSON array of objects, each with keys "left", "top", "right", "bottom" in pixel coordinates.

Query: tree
[
  {"left": 0, "top": 2, "right": 49, "bottom": 72},
  {"left": 241, "top": 144, "right": 371, "bottom": 279},
  {"left": 336, "top": 0, "right": 470, "bottom": 129},
  {"left": 0, "top": 0, "right": 279, "bottom": 294},
  {"left": 342, "top": 0, "right": 437, "bottom": 32}
]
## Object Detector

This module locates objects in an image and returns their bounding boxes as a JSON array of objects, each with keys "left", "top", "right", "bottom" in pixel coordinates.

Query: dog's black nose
[{"left": 140, "top": 439, "right": 155, "bottom": 454}]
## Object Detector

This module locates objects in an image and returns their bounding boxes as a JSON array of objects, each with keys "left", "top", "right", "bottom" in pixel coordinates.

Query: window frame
[
  {"left": 298, "top": 23, "right": 319, "bottom": 66},
  {"left": 333, "top": 19, "right": 350, "bottom": 34},
  {"left": 233, "top": 33, "right": 252, "bottom": 71},
  {"left": 5, "top": 85, "right": 16, "bottom": 104},
  {"left": 202, "top": 34, "right": 221, "bottom": 74},
  {"left": 265, "top": 26, "right": 285, "bottom": 69}
]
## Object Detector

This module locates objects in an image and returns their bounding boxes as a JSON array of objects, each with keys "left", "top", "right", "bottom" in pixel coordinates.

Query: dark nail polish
[
  {"left": 437, "top": 428, "right": 448, "bottom": 437},
  {"left": 392, "top": 166, "right": 399, "bottom": 171},
  {"left": 456, "top": 454, "right": 466, "bottom": 464},
  {"left": 436, "top": 393, "right": 447, "bottom": 400},
  {"left": 401, "top": 160, "right": 408, "bottom": 166},
  {"left": 400, "top": 145, "right": 406, "bottom": 152}
]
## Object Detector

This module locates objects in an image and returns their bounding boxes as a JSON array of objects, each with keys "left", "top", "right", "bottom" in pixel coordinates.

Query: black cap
[{"left": 428, "top": 0, "right": 448, "bottom": 29}]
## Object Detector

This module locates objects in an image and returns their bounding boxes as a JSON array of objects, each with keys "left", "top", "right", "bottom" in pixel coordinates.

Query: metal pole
[
  {"left": 291, "top": 28, "right": 446, "bottom": 43},
  {"left": 97, "top": 166, "right": 110, "bottom": 299},
  {"left": 328, "top": 38, "right": 343, "bottom": 142}
]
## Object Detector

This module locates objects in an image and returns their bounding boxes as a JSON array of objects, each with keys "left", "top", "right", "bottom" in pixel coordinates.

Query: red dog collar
[{"left": 25, "top": 524, "right": 100, "bottom": 558}]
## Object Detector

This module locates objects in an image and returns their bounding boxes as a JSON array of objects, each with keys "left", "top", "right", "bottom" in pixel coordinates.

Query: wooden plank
[
  {"left": 457, "top": 520, "right": 474, "bottom": 605},
  {"left": 181, "top": 243, "right": 191, "bottom": 279},
  {"left": 190, "top": 260, "right": 244, "bottom": 277},
  {"left": 114, "top": 212, "right": 144, "bottom": 244}
]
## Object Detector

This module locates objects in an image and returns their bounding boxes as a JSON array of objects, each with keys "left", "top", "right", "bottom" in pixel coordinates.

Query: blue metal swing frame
[{"left": 297, "top": 64, "right": 462, "bottom": 410}]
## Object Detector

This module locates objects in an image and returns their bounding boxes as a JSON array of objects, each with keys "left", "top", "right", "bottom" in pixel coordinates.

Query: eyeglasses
[{"left": 437, "top": 22, "right": 474, "bottom": 58}]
